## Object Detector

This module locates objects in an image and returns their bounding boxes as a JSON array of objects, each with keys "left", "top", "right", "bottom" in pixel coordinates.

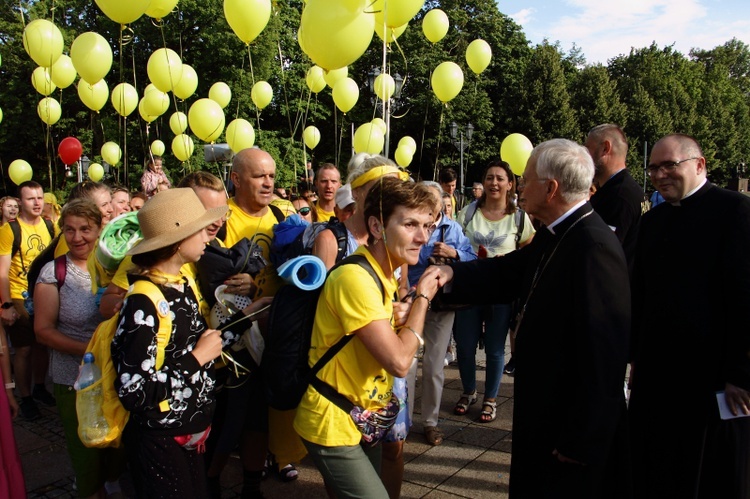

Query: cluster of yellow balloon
[
  {"left": 371, "top": 118, "right": 387, "bottom": 135},
  {"left": 101, "top": 141, "right": 122, "bottom": 166},
  {"left": 303, "top": 126, "right": 321, "bottom": 150},
  {"left": 332, "top": 77, "right": 359, "bottom": 113},
  {"left": 422, "top": 9, "right": 449, "bottom": 44},
  {"left": 188, "top": 98, "right": 225, "bottom": 143},
  {"left": 8, "top": 160, "right": 33, "bottom": 185},
  {"left": 324, "top": 67, "right": 348, "bottom": 89},
  {"left": 466, "top": 39, "right": 492, "bottom": 75},
  {"left": 353, "top": 123, "right": 384, "bottom": 155},
  {"left": 226, "top": 119, "right": 255, "bottom": 153},
  {"left": 251, "top": 81, "right": 273, "bottom": 110},
  {"left": 224, "top": 0, "right": 272, "bottom": 45},
  {"left": 394, "top": 136, "right": 416, "bottom": 167},
  {"left": 431, "top": 61, "right": 464, "bottom": 103},
  {"left": 500, "top": 133, "right": 533, "bottom": 176}
]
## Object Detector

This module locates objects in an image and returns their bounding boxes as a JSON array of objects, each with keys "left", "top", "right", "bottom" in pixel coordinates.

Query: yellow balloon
[
  {"left": 173, "top": 64, "right": 198, "bottom": 100},
  {"left": 209, "top": 82, "right": 232, "bottom": 109},
  {"left": 188, "top": 98, "right": 225, "bottom": 142},
  {"left": 22, "top": 19, "right": 63, "bottom": 68},
  {"left": 226, "top": 118, "right": 256, "bottom": 153},
  {"left": 306, "top": 66, "right": 326, "bottom": 93},
  {"left": 353, "top": 123, "right": 384, "bottom": 155},
  {"left": 71, "top": 32, "right": 113, "bottom": 84},
  {"left": 37, "top": 97, "right": 61, "bottom": 125},
  {"left": 370, "top": 0, "right": 424, "bottom": 28},
  {"left": 398, "top": 135, "right": 417, "bottom": 154},
  {"left": 0, "top": 107, "right": 3, "bottom": 124},
  {"left": 49, "top": 54, "right": 77, "bottom": 89},
  {"left": 101, "top": 141, "right": 122, "bottom": 166},
  {"left": 394, "top": 146, "right": 413, "bottom": 167},
  {"left": 31, "top": 67, "right": 56, "bottom": 96},
  {"left": 169, "top": 111, "right": 188, "bottom": 135},
  {"left": 111, "top": 83, "right": 138, "bottom": 117},
  {"left": 374, "top": 20, "right": 407, "bottom": 44},
  {"left": 332, "top": 77, "right": 359, "bottom": 113},
  {"left": 172, "top": 134, "right": 195, "bottom": 162},
  {"left": 466, "top": 39, "right": 492, "bottom": 75},
  {"left": 374, "top": 73, "right": 395, "bottom": 101},
  {"left": 146, "top": 0, "right": 179, "bottom": 19},
  {"left": 299, "top": 0, "right": 374, "bottom": 71},
  {"left": 431, "top": 61, "right": 464, "bottom": 103},
  {"left": 371, "top": 118, "right": 387, "bottom": 135},
  {"left": 303, "top": 126, "right": 321, "bottom": 149},
  {"left": 94, "top": 0, "right": 150, "bottom": 24},
  {"left": 78, "top": 79, "right": 109, "bottom": 112},
  {"left": 224, "top": 0, "right": 272, "bottom": 44},
  {"left": 147, "top": 48, "right": 183, "bottom": 93},
  {"left": 8, "top": 160, "right": 33, "bottom": 185},
  {"left": 150, "top": 139, "right": 166, "bottom": 156},
  {"left": 141, "top": 89, "right": 170, "bottom": 117},
  {"left": 144, "top": 83, "right": 159, "bottom": 95},
  {"left": 87, "top": 163, "right": 104, "bottom": 182},
  {"left": 251, "top": 81, "right": 273, "bottom": 110},
  {"left": 500, "top": 133, "right": 534, "bottom": 176},
  {"left": 138, "top": 100, "right": 158, "bottom": 123},
  {"left": 422, "top": 9, "right": 449, "bottom": 43},
  {"left": 324, "top": 67, "right": 348, "bottom": 88}
]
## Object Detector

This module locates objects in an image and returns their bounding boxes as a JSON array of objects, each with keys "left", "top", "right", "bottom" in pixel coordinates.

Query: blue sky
[{"left": 497, "top": 0, "right": 750, "bottom": 64}]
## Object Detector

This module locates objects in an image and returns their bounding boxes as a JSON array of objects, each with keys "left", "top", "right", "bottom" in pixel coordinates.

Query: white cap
[{"left": 335, "top": 184, "right": 355, "bottom": 209}]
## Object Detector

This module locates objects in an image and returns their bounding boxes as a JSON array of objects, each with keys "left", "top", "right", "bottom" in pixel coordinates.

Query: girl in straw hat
[{"left": 110, "top": 188, "right": 271, "bottom": 498}]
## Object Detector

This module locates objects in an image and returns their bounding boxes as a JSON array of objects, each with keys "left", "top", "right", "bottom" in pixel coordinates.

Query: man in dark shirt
[{"left": 585, "top": 124, "right": 646, "bottom": 273}]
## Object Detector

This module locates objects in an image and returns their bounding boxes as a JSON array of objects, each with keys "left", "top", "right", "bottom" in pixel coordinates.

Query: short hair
[
  {"left": 177, "top": 171, "right": 224, "bottom": 192},
  {"left": 363, "top": 177, "right": 438, "bottom": 245},
  {"left": 472, "top": 182, "right": 483, "bottom": 189},
  {"left": 439, "top": 168, "right": 457, "bottom": 184},
  {"left": 131, "top": 192, "right": 148, "bottom": 203},
  {"left": 587, "top": 124, "right": 628, "bottom": 157},
  {"left": 111, "top": 185, "right": 130, "bottom": 197},
  {"left": 531, "top": 139, "right": 594, "bottom": 204},
  {"left": 18, "top": 180, "right": 43, "bottom": 197},
  {"left": 347, "top": 155, "right": 397, "bottom": 185},
  {"left": 316, "top": 163, "right": 339, "bottom": 178},
  {"left": 59, "top": 198, "right": 102, "bottom": 230},
  {"left": 655, "top": 133, "right": 704, "bottom": 158},
  {"left": 68, "top": 181, "right": 110, "bottom": 202}
]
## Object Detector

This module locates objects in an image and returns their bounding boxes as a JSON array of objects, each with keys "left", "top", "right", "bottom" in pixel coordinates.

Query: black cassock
[
  {"left": 449, "top": 203, "right": 631, "bottom": 498},
  {"left": 630, "top": 182, "right": 750, "bottom": 498}
]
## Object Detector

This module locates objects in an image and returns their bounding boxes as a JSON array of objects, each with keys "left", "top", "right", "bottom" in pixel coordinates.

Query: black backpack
[
  {"left": 270, "top": 216, "right": 348, "bottom": 268},
  {"left": 262, "top": 254, "right": 384, "bottom": 411}
]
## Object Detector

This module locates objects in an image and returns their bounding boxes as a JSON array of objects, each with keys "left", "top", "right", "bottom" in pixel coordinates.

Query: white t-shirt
[{"left": 456, "top": 206, "right": 535, "bottom": 257}]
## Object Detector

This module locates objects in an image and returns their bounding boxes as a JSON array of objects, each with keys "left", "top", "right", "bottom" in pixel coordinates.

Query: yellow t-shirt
[
  {"left": 54, "top": 237, "right": 68, "bottom": 257},
  {"left": 224, "top": 198, "right": 283, "bottom": 298},
  {"left": 0, "top": 219, "right": 55, "bottom": 299},
  {"left": 293, "top": 246, "right": 397, "bottom": 447},
  {"left": 315, "top": 203, "right": 335, "bottom": 222}
]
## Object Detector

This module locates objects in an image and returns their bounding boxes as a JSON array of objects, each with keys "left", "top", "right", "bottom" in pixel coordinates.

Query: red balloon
[{"left": 58, "top": 137, "right": 83, "bottom": 165}]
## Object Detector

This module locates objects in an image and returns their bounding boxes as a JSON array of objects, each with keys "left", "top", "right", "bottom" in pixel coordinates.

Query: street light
[
  {"left": 367, "top": 66, "right": 404, "bottom": 158},
  {"left": 449, "top": 122, "right": 473, "bottom": 195},
  {"left": 78, "top": 155, "right": 90, "bottom": 183}
]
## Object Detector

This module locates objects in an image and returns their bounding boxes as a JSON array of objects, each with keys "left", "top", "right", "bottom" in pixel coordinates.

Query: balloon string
[
  {"left": 277, "top": 40, "right": 294, "bottom": 140},
  {"left": 123, "top": 117, "right": 128, "bottom": 189},
  {"left": 433, "top": 106, "right": 446, "bottom": 181},
  {"left": 246, "top": 45, "right": 261, "bottom": 140},
  {"left": 234, "top": 55, "right": 246, "bottom": 122}
]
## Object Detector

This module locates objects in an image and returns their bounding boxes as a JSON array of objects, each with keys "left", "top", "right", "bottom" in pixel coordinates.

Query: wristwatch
[{"left": 1, "top": 302, "right": 13, "bottom": 310}]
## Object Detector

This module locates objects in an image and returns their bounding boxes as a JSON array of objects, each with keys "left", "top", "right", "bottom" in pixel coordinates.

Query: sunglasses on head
[{"left": 298, "top": 207, "right": 311, "bottom": 215}]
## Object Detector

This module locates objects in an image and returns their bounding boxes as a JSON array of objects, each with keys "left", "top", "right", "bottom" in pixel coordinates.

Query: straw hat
[{"left": 127, "top": 188, "right": 228, "bottom": 255}]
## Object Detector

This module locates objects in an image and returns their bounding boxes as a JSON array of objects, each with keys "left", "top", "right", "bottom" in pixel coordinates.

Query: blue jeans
[{"left": 454, "top": 303, "right": 511, "bottom": 399}]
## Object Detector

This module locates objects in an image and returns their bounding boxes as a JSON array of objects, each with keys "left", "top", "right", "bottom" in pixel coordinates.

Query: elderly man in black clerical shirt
[
  {"left": 629, "top": 133, "right": 750, "bottom": 498},
  {"left": 421, "top": 138, "right": 631, "bottom": 498}
]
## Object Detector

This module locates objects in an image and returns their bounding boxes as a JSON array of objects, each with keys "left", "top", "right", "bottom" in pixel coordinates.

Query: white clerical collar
[
  {"left": 670, "top": 178, "right": 707, "bottom": 206},
  {"left": 547, "top": 199, "right": 587, "bottom": 235}
]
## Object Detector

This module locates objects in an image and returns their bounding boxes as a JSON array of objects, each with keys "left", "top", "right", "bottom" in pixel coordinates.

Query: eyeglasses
[
  {"left": 647, "top": 157, "right": 699, "bottom": 177},
  {"left": 220, "top": 208, "right": 233, "bottom": 223},
  {"left": 297, "top": 207, "right": 311, "bottom": 216}
]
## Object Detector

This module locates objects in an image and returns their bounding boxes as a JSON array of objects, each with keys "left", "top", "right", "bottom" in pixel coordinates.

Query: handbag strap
[{"left": 310, "top": 376, "right": 356, "bottom": 413}]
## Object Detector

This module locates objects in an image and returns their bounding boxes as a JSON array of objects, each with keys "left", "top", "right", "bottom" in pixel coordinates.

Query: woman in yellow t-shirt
[{"left": 294, "top": 177, "right": 442, "bottom": 498}]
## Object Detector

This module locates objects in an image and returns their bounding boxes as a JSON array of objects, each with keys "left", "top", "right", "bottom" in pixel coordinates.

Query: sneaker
[
  {"left": 32, "top": 385, "right": 56, "bottom": 407},
  {"left": 19, "top": 398, "right": 41, "bottom": 421},
  {"left": 503, "top": 356, "right": 516, "bottom": 375}
]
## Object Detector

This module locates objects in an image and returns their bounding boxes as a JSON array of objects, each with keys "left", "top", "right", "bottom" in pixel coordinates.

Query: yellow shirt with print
[
  {"left": 224, "top": 198, "right": 283, "bottom": 298},
  {"left": 0, "top": 219, "right": 56, "bottom": 299},
  {"left": 293, "top": 246, "right": 397, "bottom": 447},
  {"left": 314, "top": 203, "right": 335, "bottom": 222}
]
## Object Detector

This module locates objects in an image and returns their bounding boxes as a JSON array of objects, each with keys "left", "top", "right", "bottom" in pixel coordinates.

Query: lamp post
[
  {"left": 78, "top": 155, "right": 90, "bottom": 183},
  {"left": 449, "top": 122, "right": 474, "bottom": 195},
  {"left": 367, "top": 67, "right": 404, "bottom": 158}
]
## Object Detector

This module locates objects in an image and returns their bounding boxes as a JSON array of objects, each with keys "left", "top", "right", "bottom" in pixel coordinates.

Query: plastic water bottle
[
  {"left": 75, "top": 353, "right": 110, "bottom": 445},
  {"left": 22, "top": 290, "right": 33, "bottom": 315}
]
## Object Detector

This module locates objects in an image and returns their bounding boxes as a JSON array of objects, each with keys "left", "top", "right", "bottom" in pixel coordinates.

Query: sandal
[
  {"left": 424, "top": 425, "right": 444, "bottom": 446},
  {"left": 278, "top": 463, "right": 299, "bottom": 483},
  {"left": 453, "top": 391, "right": 478, "bottom": 415},
  {"left": 479, "top": 400, "right": 497, "bottom": 423}
]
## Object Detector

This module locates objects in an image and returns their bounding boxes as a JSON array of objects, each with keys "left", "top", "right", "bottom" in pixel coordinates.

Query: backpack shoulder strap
[
  {"left": 44, "top": 218, "right": 55, "bottom": 240},
  {"left": 269, "top": 204, "right": 285, "bottom": 223},
  {"left": 9, "top": 220, "right": 21, "bottom": 259},
  {"left": 514, "top": 209, "right": 525, "bottom": 249},
  {"left": 461, "top": 201, "right": 478, "bottom": 232},
  {"left": 54, "top": 254, "right": 67, "bottom": 290},
  {"left": 128, "top": 280, "right": 172, "bottom": 371},
  {"left": 328, "top": 221, "right": 349, "bottom": 262}
]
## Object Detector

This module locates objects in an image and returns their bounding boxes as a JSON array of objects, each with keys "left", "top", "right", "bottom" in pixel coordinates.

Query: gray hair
[
  {"left": 347, "top": 155, "right": 396, "bottom": 185},
  {"left": 346, "top": 153, "right": 374, "bottom": 177},
  {"left": 587, "top": 123, "right": 628, "bottom": 157},
  {"left": 531, "top": 139, "right": 594, "bottom": 204},
  {"left": 420, "top": 180, "right": 442, "bottom": 195}
]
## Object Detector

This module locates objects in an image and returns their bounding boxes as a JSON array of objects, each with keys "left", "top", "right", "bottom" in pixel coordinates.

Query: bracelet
[
  {"left": 402, "top": 326, "right": 424, "bottom": 347},
  {"left": 415, "top": 293, "right": 431, "bottom": 310},
  {"left": 5, "top": 382, "right": 14, "bottom": 389}
]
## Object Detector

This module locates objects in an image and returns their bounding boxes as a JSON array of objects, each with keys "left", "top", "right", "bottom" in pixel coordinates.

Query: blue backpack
[{"left": 270, "top": 214, "right": 348, "bottom": 268}]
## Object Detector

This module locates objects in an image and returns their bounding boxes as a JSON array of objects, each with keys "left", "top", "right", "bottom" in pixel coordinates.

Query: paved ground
[{"left": 16, "top": 345, "right": 514, "bottom": 498}]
